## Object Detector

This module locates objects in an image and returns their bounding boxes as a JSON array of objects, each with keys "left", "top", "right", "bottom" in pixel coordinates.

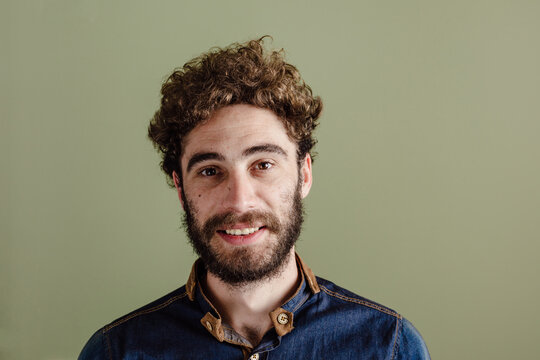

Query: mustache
[{"left": 202, "top": 210, "right": 281, "bottom": 240}]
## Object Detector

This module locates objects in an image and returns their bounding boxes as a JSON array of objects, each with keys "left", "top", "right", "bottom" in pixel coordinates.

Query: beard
[{"left": 182, "top": 182, "right": 304, "bottom": 286}]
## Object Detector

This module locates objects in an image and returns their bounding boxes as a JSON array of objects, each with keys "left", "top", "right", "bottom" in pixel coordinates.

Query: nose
[{"left": 221, "top": 169, "right": 257, "bottom": 213}]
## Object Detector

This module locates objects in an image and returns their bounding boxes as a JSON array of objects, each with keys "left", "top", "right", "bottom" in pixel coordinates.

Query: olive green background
[{"left": 2, "top": 0, "right": 539, "bottom": 359}]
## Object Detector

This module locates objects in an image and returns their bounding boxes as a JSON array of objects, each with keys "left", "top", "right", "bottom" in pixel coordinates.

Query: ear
[
  {"left": 299, "top": 154, "right": 313, "bottom": 199},
  {"left": 173, "top": 171, "right": 185, "bottom": 210}
]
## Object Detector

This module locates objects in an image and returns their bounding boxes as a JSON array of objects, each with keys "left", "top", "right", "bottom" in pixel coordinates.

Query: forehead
[{"left": 181, "top": 104, "right": 295, "bottom": 158}]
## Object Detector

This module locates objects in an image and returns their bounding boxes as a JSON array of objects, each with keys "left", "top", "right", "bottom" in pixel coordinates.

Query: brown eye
[
  {"left": 200, "top": 167, "right": 217, "bottom": 176},
  {"left": 256, "top": 162, "right": 272, "bottom": 170}
]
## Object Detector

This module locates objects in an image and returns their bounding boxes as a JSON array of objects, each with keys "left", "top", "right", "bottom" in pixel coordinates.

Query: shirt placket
[{"left": 189, "top": 255, "right": 318, "bottom": 359}]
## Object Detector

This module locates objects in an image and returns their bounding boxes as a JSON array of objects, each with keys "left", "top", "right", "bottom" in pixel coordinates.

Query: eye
[
  {"left": 255, "top": 161, "right": 273, "bottom": 170},
  {"left": 200, "top": 167, "right": 218, "bottom": 177}
]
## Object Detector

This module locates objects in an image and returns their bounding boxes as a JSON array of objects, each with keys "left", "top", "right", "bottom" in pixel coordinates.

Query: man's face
[{"left": 175, "top": 104, "right": 312, "bottom": 285}]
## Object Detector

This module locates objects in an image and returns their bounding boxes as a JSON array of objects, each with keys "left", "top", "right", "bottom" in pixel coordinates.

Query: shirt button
[
  {"left": 249, "top": 354, "right": 259, "bottom": 360},
  {"left": 277, "top": 312, "right": 289, "bottom": 325},
  {"left": 205, "top": 321, "right": 213, "bottom": 331}
]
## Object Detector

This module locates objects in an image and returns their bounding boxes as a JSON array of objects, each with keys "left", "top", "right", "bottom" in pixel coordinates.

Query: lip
[
  {"left": 217, "top": 227, "right": 266, "bottom": 246},
  {"left": 219, "top": 223, "right": 264, "bottom": 230}
]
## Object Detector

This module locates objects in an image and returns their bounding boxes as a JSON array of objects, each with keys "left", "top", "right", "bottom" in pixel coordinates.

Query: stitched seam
[
  {"left": 291, "top": 292, "right": 310, "bottom": 313},
  {"left": 104, "top": 330, "right": 113, "bottom": 360},
  {"left": 103, "top": 293, "right": 188, "bottom": 332},
  {"left": 320, "top": 285, "right": 402, "bottom": 318},
  {"left": 390, "top": 317, "right": 401, "bottom": 360}
]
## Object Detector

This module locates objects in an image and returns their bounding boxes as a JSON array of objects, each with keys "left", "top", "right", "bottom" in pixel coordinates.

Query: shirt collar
[
  {"left": 185, "top": 253, "right": 320, "bottom": 345},
  {"left": 186, "top": 253, "right": 320, "bottom": 301}
]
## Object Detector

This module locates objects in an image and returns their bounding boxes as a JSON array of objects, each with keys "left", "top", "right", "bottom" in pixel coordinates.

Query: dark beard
[{"left": 182, "top": 184, "right": 304, "bottom": 286}]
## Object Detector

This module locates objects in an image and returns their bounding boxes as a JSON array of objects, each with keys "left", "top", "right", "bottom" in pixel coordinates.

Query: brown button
[
  {"left": 249, "top": 354, "right": 259, "bottom": 360},
  {"left": 205, "top": 321, "right": 213, "bottom": 331},
  {"left": 277, "top": 312, "right": 289, "bottom": 325}
]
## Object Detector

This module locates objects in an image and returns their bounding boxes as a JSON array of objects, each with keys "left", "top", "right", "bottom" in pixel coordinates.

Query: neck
[{"left": 203, "top": 248, "right": 299, "bottom": 346}]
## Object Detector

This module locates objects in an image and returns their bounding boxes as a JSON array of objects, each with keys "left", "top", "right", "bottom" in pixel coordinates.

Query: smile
[
  {"left": 223, "top": 227, "right": 261, "bottom": 236},
  {"left": 216, "top": 226, "right": 266, "bottom": 245}
]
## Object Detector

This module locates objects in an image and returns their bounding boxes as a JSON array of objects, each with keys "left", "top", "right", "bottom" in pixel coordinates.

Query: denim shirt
[{"left": 79, "top": 255, "right": 430, "bottom": 359}]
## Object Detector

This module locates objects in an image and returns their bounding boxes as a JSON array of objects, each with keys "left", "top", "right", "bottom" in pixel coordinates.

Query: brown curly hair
[{"left": 148, "top": 36, "right": 323, "bottom": 187}]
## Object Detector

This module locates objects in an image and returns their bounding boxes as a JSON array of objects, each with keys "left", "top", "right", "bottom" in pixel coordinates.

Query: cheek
[
  {"left": 279, "top": 189, "right": 290, "bottom": 203},
  {"left": 273, "top": 180, "right": 298, "bottom": 205},
  {"left": 186, "top": 190, "right": 216, "bottom": 219},
  {"left": 184, "top": 183, "right": 211, "bottom": 204}
]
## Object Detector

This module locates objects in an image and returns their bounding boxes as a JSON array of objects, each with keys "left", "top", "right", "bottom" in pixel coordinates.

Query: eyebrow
[
  {"left": 186, "top": 152, "right": 225, "bottom": 172},
  {"left": 185, "top": 144, "right": 288, "bottom": 173},
  {"left": 242, "top": 144, "right": 288, "bottom": 158}
]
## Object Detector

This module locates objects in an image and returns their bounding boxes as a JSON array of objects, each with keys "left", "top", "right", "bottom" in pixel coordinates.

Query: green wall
[{"left": 3, "top": 1, "right": 539, "bottom": 359}]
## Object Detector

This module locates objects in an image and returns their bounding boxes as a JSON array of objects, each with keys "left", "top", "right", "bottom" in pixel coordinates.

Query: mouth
[
  {"left": 218, "top": 226, "right": 265, "bottom": 236},
  {"left": 216, "top": 226, "right": 267, "bottom": 245}
]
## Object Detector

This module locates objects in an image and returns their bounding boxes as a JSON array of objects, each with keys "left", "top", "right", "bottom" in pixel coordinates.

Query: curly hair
[{"left": 148, "top": 37, "right": 323, "bottom": 187}]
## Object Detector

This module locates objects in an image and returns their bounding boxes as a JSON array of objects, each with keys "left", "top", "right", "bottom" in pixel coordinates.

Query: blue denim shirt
[{"left": 79, "top": 255, "right": 430, "bottom": 359}]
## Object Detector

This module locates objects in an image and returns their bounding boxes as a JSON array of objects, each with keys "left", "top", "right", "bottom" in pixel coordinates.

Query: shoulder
[
  {"left": 316, "top": 276, "right": 402, "bottom": 319},
  {"left": 312, "top": 277, "right": 431, "bottom": 359},
  {"left": 394, "top": 317, "right": 431, "bottom": 360},
  {"left": 101, "top": 286, "right": 189, "bottom": 333},
  {"left": 78, "top": 286, "right": 190, "bottom": 360}
]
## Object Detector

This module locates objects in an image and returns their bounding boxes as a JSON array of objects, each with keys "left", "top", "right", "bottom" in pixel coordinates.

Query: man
[{"left": 79, "top": 38, "right": 430, "bottom": 360}]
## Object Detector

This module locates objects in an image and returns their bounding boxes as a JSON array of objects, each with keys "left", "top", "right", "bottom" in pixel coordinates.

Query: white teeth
[{"left": 224, "top": 227, "right": 259, "bottom": 236}]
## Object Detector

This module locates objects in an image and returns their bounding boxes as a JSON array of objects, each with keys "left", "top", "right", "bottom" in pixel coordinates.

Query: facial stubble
[{"left": 182, "top": 181, "right": 304, "bottom": 286}]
